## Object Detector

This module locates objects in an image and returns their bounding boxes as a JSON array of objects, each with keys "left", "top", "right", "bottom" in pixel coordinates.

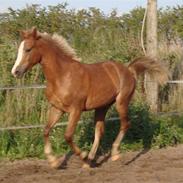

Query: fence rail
[
  {"left": 0, "top": 84, "right": 46, "bottom": 91},
  {"left": 0, "top": 80, "right": 183, "bottom": 91},
  {"left": 0, "top": 117, "right": 120, "bottom": 131}
]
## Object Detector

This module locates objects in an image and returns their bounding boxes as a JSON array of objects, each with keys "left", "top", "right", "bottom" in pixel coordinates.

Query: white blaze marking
[{"left": 11, "top": 41, "right": 25, "bottom": 76}]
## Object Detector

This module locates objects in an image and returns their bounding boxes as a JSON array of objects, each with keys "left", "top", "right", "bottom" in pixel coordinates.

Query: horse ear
[
  {"left": 31, "top": 27, "right": 41, "bottom": 40},
  {"left": 31, "top": 27, "right": 37, "bottom": 39},
  {"left": 20, "top": 30, "right": 26, "bottom": 39}
]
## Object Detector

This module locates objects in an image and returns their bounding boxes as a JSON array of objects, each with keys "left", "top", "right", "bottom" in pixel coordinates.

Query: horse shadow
[{"left": 57, "top": 151, "right": 73, "bottom": 169}]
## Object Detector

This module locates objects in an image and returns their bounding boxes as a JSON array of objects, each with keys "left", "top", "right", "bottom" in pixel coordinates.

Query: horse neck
[{"left": 39, "top": 40, "right": 76, "bottom": 84}]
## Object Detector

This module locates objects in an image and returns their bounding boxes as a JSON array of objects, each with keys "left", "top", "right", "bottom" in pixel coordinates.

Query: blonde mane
[{"left": 40, "top": 32, "right": 81, "bottom": 61}]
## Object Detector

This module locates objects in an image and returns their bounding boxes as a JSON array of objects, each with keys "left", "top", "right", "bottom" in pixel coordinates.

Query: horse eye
[{"left": 25, "top": 48, "right": 32, "bottom": 52}]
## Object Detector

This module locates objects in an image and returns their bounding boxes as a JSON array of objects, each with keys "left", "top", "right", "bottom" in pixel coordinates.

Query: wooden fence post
[{"left": 145, "top": 0, "right": 158, "bottom": 112}]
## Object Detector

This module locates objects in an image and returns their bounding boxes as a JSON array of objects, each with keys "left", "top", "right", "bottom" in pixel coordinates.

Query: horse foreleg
[
  {"left": 83, "top": 107, "right": 108, "bottom": 168},
  {"left": 83, "top": 121, "right": 104, "bottom": 168},
  {"left": 88, "top": 121, "right": 104, "bottom": 159},
  {"left": 44, "top": 106, "right": 63, "bottom": 168},
  {"left": 64, "top": 110, "right": 86, "bottom": 160}
]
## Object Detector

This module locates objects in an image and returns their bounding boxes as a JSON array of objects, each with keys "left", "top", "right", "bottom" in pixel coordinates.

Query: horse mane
[{"left": 39, "top": 32, "right": 81, "bottom": 61}]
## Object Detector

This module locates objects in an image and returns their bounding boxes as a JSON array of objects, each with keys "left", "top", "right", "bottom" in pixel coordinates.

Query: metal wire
[
  {"left": 0, "top": 84, "right": 46, "bottom": 91},
  {"left": 0, "top": 111, "right": 182, "bottom": 131},
  {"left": 0, "top": 80, "right": 183, "bottom": 91},
  {"left": 0, "top": 117, "right": 120, "bottom": 131},
  {"left": 167, "top": 80, "right": 183, "bottom": 84}
]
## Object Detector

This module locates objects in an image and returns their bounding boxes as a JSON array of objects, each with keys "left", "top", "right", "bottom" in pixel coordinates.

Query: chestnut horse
[{"left": 11, "top": 27, "right": 168, "bottom": 168}]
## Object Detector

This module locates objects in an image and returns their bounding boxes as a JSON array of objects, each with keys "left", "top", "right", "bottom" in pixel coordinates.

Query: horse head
[{"left": 11, "top": 27, "right": 42, "bottom": 78}]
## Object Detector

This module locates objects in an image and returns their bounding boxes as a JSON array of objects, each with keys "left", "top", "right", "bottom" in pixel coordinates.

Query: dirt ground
[{"left": 1, "top": 145, "right": 183, "bottom": 183}]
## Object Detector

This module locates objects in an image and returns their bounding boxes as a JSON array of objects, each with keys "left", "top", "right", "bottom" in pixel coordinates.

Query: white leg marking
[
  {"left": 44, "top": 142, "right": 52, "bottom": 155},
  {"left": 11, "top": 41, "right": 25, "bottom": 76},
  {"left": 112, "top": 131, "right": 125, "bottom": 156}
]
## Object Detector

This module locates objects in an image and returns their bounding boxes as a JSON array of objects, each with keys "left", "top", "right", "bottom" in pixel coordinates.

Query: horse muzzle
[{"left": 11, "top": 65, "right": 26, "bottom": 78}]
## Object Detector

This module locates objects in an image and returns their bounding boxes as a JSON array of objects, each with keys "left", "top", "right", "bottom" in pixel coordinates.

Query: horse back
[{"left": 83, "top": 61, "right": 134, "bottom": 110}]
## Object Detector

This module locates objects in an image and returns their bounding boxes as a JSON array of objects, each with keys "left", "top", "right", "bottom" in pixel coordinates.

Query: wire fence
[
  {"left": 0, "top": 117, "right": 120, "bottom": 131},
  {"left": 0, "top": 80, "right": 183, "bottom": 91},
  {"left": 0, "top": 80, "right": 183, "bottom": 131},
  {"left": 0, "top": 84, "right": 46, "bottom": 91}
]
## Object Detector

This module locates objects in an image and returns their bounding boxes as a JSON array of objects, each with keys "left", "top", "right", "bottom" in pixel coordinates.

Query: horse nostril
[
  {"left": 15, "top": 70, "right": 20, "bottom": 76},
  {"left": 12, "top": 66, "right": 25, "bottom": 78}
]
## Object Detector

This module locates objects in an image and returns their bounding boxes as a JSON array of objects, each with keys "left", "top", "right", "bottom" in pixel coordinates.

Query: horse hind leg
[{"left": 111, "top": 93, "right": 131, "bottom": 161}]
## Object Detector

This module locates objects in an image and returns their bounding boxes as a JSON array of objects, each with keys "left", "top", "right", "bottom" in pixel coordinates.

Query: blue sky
[{"left": 0, "top": 0, "right": 182, "bottom": 14}]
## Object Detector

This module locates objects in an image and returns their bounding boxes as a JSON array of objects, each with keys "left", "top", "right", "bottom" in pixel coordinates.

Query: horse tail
[{"left": 128, "top": 56, "right": 169, "bottom": 85}]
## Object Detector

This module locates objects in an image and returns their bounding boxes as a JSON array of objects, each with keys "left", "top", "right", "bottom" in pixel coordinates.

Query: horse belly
[{"left": 85, "top": 85, "right": 117, "bottom": 110}]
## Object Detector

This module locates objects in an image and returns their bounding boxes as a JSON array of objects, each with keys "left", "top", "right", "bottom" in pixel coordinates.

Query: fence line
[
  {"left": 0, "top": 117, "right": 120, "bottom": 131},
  {"left": 1, "top": 111, "right": 183, "bottom": 131},
  {"left": 0, "top": 80, "right": 183, "bottom": 91},
  {"left": 167, "top": 80, "right": 183, "bottom": 84},
  {"left": 0, "top": 84, "right": 46, "bottom": 91}
]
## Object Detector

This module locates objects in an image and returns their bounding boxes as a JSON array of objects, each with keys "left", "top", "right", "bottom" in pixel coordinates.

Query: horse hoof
[
  {"left": 80, "top": 151, "right": 88, "bottom": 160},
  {"left": 82, "top": 163, "right": 91, "bottom": 169},
  {"left": 111, "top": 154, "right": 122, "bottom": 161},
  {"left": 50, "top": 155, "right": 65, "bottom": 169},
  {"left": 50, "top": 160, "right": 60, "bottom": 169}
]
